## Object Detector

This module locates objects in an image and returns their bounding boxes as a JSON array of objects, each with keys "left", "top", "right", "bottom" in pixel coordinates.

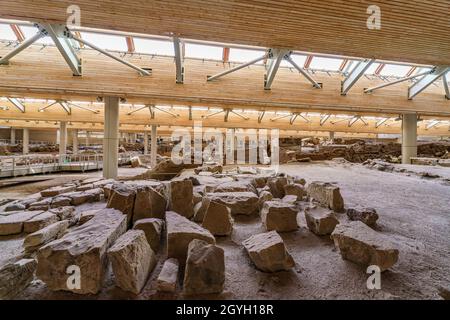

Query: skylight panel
[
  {"left": 185, "top": 43, "right": 223, "bottom": 60},
  {"left": 379, "top": 64, "right": 411, "bottom": 77},
  {"left": 21, "top": 26, "right": 54, "bottom": 45},
  {"left": 228, "top": 48, "right": 266, "bottom": 64},
  {"left": 289, "top": 54, "right": 307, "bottom": 67},
  {"left": 364, "top": 62, "right": 380, "bottom": 74},
  {"left": 134, "top": 38, "right": 174, "bottom": 56},
  {"left": 0, "top": 24, "right": 17, "bottom": 41},
  {"left": 79, "top": 32, "right": 127, "bottom": 51},
  {"left": 309, "top": 57, "right": 343, "bottom": 71}
]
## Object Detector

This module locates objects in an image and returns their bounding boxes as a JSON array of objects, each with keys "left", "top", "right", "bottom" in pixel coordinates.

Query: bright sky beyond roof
[{"left": 0, "top": 23, "right": 421, "bottom": 77}]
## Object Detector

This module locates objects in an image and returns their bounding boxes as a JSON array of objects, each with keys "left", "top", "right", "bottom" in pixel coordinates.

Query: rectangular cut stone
[
  {"left": 307, "top": 181, "right": 345, "bottom": 212},
  {"left": 24, "top": 220, "right": 69, "bottom": 249},
  {"left": 36, "top": 208, "right": 127, "bottom": 294},
  {"left": 0, "top": 211, "right": 43, "bottom": 235},
  {"left": 157, "top": 258, "right": 179, "bottom": 293},
  {"left": 23, "top": 211, "right": 59, "bottom": 234}
]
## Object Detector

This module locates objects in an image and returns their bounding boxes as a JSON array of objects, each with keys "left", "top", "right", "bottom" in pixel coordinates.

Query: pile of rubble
[
  {"left": 279, "top": 141, "right": 450, "bottom": 164},
  {"left": 0, "top": 166, "right": 401, "bottom": 299}
]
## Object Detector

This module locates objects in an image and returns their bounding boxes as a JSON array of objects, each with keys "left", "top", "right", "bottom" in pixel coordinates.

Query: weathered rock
[
  {"left": 157, "top": 258, "right": 179, "bottom": 293},
  {"left": 305, "top": 206, "right": 339, "bottom": 235},
  {"left": 24, "top": 220, "right": 69, "bottom": 250},
  {"left": 108, "top": 230, "right": 156, "bottom": 294},
  {"left": 78, "top": 209, "right": 101, "bottom": 225},
  {"left": 438, "top": 286, "right": 450, "bottom": 300},
  {"left": 193, "top": 197, "right": 210, "bottom": 222},
  {"left": 133, "top": 218, "right": 164, "bottom": 252},
  {"left": 252, "top": 176, "right": 269, "bottom": 189},
  {"left": 28, "top": 198, "right": 52, "bottom": 211},
  {"left": 293, "top": 177, "right": 306, "bottom": 185},
  {"left": 23, "top": 211, "right": 59, "bottom": 234},
  {"left": 0, "top": 211, "right": 43, "bottom": 235},
  {"left": 133, "top": 186, "right": 167, "bottom": 222},
  {"left": 36, "top": 208, "right": 127, "bottom": 294},
  {"left": 0, "top": 259, "right": 37, "bottom": 299},
  {"left": 183, "top": 239, "right": 225, "bottom": 295},
  {"left": 258, "top": 190, "right": 273, "bottom": 209},
  {"left": 192, "top": 192, "right": 202, "bottom": 205},
  {"left": 242, "top": 231, "right": 295, "bottom": 272},
  {"left": 261, "top": 201, "right": 298, "bottom": 232},
  {"left": 76, "top": 183, "right": 94, "bottom": 191},
  {"left": 4, "top": 202, "right": 26, "bottom": 212},
  {"left": 49, "top": 206, "right": 77, "bottom": 225},
  {"left": 202, "top": 201, "right": 233, "bottom": 236},
  {"left": 214, "top": 181, "right": 256, "bottom": 194},
  {"left": 130, "top": 156, "right": 141, "bottom": 168},
  {"left": 284, "top": 183, "right": 306, "bottom": 201},
  {"left": 307, "top": 181, "right": 345, "bottom": 212},
  {"left": 166, "top": 179, "right": 194, "bottom": 219},
  {"left": 282, "top": 195, "right": 297, "bottom": 204},
  {"left": 267, "top": 177, "right": 288, "bottom": 198},
  {"left": 107, "top": 184, "right": 136, "bottom": 224},
  {"left": 207, "top": 192, "right": 259, "bottom": 215},
  {"left": 331, "top": 221, "right": 399, "bottom": 271},
  {"left": 41, "top": 185, "right": 76, "bottom": 197},
  {"left": 346, "top": 207, "right": 379, "bottom": 227},
  {"left": 166, "top": 211, "right": 215, "bottom": 262},
  {"left": 194, "top": 163, "right": 223, "bottom": 174},
  {"left": 50, "top": 196, "right": 72, "bottom": 208}
]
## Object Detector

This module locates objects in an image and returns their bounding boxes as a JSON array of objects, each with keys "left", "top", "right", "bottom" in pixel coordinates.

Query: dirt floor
[{"left": 1, "top": 161, "right": 449, "bottom": 300}]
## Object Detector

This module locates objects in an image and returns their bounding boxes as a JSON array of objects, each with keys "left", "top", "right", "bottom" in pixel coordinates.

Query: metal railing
[{"left": 0, "top": 153, "right": 132, "bottom": 177}]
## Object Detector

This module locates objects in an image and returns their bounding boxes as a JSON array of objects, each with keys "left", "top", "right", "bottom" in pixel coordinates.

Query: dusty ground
[{"left": 1, "top": 161, "right": 449, "bottom": 300}]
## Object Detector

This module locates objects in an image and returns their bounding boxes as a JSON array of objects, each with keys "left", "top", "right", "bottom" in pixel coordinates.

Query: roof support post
[
  {"left": 37, "top": 24, "right": 82, "bottom": 76},
  {"left": 264, "top": 49, "right": 289, "bottom": 90},
  {"left": 7, "top": 97, "right": 25, "bottom": 113},
  {"left": 408, "top": 66, "right": 450, "bottom": 99},
  {"left": 173, "top": 37, "right": 184, "bottom": 84},
  {"left": 443, "top": 73, "right": 450, "bottom": 100},
  {"left": 341, "top": 58, "right": 375, "bottom": 95}
]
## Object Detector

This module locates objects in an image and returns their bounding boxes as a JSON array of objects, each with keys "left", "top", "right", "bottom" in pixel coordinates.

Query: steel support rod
[
  {"left": 207, "top": 54, "right": 267, "bottom": 81},
  {"left": 67, "top": 102, "right": 100, "bottom": 113},
  {"left": 153, "top": 106, "right": 179, "bottom": 117},
  {"left": 71, "top": 35, "right": 151, "bottom": 76},
  {"left": 364, "top": 70, "right": 432, "bottom": 93},
  {"left": 443, "top": 73, "right": 450, "bottom": 100},
  {"left": 341, "top": 59, "right": 375, "bottom": 95},
  {"left": 230, "top": 110, "right": 249, "bottom": 120},
  {"left": 38, "top": 101, "right": 59, "bottom": 112},
  {"left": 320, "top": 114, "right": 331, "bottom": 126},
  {"left": 7, "top": 98, "right": 25, "bottom": 113},
  {"left": 127, "top": 105, "right": 148, "bottom": 115},
  {"left": 203, "top": 109, "right": 224, "bottom": 118},
  {"left": 270, "top": 114, "right": 291, "bottom": 121},
  {"left": 0, "top": 32, "right": 44, "bottom": 64},
  {"left": 285, "top": 55, "right": 322, "bottom": 88},
  {"left": 408, "top": 66, "right": 450, "bottom": 99},
  {"left": 173, "top": 37, "right": 184, "bottom": 84}
]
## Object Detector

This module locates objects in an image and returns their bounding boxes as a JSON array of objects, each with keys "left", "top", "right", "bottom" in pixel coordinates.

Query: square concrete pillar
[
  {"left": 22, "top": 128, "right": 29, "bottom": 154},
  {"left": 10, "top": 128, "right": 16, "bottom": 144},
  {"left": 59, "top": 121, "right": 67, "bottom": 159},
  {"left": 401, "top": 113, "right": 417, "bottom": 164},
  {"left": 143, "top": 131, "right": 149, "bottom": 155},
  {"left": 72, "top": 129, "right": 79, "bottom": 155},
  {"left": 103, "top": 96, "right": 120, "bottom": 179},
  {"left": 151, "top": 125, "right": 157, "bottom": 167}
]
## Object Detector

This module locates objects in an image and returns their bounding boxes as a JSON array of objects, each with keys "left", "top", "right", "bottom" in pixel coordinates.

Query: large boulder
[
  {"left": 36, "top": 209, "right": 127, "bottom": 294},
  {"left": 108, "top": 230, "right": 156, "bottom": 294},
  {"left": 107, "top": 184, "right": 136, "bottom": 224},
  {"left": 0, "top": 259, "right": 37, "bottom": 299},
  {"left": 346, "top": 207, "right": 379, "bottom": 227},
  {"left": 202, "top": 201, "right": 233, "bottom": 236},
  {"left": 166, "top": 179, "right": 194, "bottom": 219},
  {"left": 0, "top": 211, "right": 44, "bottom": 236},
  {"left": 207, "top": 192, "right": 259, "bottom": 215},
  {"left": 267, "top": 177, "right": 288, "bottom": 198},
  {"left": 133, "top": 218, "right": 164, "bottom": 252},
  {"left": 183, "top": 239, "right": 225, "bottom": 295},
  {"left": 24, "top": 220, "right": 69, "bottom": 251},
  {"left": 166, "top": 211, "right": 215, "bottom": 262},
  {"left": 284, "top": 183, "right": 306, "bottom": 201},
  {"left": 193, "top": 197, "right": 210, "bottom": 222},
  {"left": 133, "top": 186, "right": 167, "bottom": 222},
  {"left": 304, "top": 206, "right": 339, "bottom": 235},
  {"left": 157, "top": 258, "right": 179, "bottom": 293},
  {"left": 331, "top": 221, "right": 399, "bottom": 271},
  {"left": 242, "top": 231, "right": 295, "bottom": 272},
  {"left": 23, "top": 211, "right": 59, "bottom": 234},
  {"left": 307, "top": 181, "right": 345, "bottom": 212},
  {"left": 260, "top": 201, "right": 298, "bottom": 232}
]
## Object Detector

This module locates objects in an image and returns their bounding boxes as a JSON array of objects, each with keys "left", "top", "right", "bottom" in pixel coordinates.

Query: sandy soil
[{"left": 1, "top": 162, "right": 449, "bottom": 300}]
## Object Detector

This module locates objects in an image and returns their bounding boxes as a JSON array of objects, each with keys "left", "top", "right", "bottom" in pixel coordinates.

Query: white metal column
[
  {"left": 401, "top": 114, "right": 417, "bottom": 164},
  {"left": 150, "top": 125, "right": 157, "bottom": 168},
  {"left": 22, "top": 128, "right": 29, "bottom": 154},
  {"left": 103, "top": 96, "right": 120, "bottom": 179}
]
